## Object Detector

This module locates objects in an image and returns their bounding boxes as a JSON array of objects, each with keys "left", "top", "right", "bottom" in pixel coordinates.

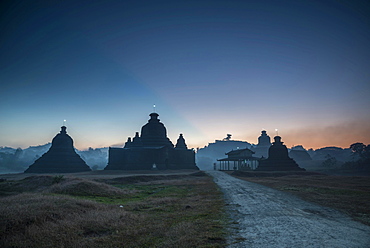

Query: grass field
[
  {"left": 2, "top": 170, "right": 369, "bottom": 247},
  {"left": 0, "top": 171, "right": 226, "bottom": 248},
  {"left": 230, "top": 171, "right": 370, "bottom": 226}
]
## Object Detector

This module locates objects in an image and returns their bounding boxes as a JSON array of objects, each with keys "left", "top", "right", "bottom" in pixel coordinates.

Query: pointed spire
[
  {"left": 124, "top": 137, "right": 132, "bottom": 148},
  {"left": 149, "top": 112, "right": 159, "bottom": 121},
  {"left": 175, "top": 133, "right": 188, "bottom": 149},
  {"left": 273, "top": 136, "right": 283, "bottom": 145},
  {"left": 60, "top": 126, "right": 67, "bottom": 134},
  {"left": 132, "top": 132, "right": 143, "bottom": 147}
]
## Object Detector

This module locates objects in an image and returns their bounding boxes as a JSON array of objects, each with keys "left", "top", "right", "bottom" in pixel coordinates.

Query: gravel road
[{"left": 207, "top": 171, "right": 370, "bottom": 248}]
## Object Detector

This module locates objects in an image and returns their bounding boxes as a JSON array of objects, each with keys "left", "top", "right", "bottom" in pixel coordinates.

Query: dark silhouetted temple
[
  {"left": 25, "top": 126, "right": 91, "bottom": 173},
  {"left": 256, "top": 136, "right": 305, "bottom": 171},
  {"left": 105, "top": 112, "right": 198, "bottom": 170}
]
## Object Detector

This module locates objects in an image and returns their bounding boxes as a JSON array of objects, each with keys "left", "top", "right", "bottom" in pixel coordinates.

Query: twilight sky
[{"left": 1, "top": 0, "right": 369, "bottom": 150}]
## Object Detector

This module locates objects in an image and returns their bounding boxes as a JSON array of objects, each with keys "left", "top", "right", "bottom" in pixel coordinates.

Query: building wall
[{"left": 105, "top": 147, "right": 197, "bottom": 170}]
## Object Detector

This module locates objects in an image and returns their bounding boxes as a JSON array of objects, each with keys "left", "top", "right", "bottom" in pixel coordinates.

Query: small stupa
[
  {"left": 256, "top": 136, "right": 305, "bottom": 171},
  {"left": 251, "top": 130, "right": 272, "bottom": 158},
  {"left": 258, "top": 130, "right": 271, "bottom": 147},
  {"left": 175, "top": 134, "right": 188, "bottom": 149},
  {"left": 25, "top": 126, "right": 91, "bottom": 173}
]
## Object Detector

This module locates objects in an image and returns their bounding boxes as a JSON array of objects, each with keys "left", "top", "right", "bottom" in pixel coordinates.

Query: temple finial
[{"left": 60, "top": 126, "right": 67, "bottom": 134}]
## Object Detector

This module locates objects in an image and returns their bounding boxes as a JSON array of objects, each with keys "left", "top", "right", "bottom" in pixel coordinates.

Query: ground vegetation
[{"left": 0, "top": 171, "right": 226, "bottom": 247}]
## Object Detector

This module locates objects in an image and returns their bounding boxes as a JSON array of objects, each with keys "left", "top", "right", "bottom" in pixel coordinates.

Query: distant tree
[
  {"left": 350, "top": 143, "right": 370, "bottom": 161},
  {"left": 365, "top": 145, "right": 370, "bottom": 159},
  {"left": 350, "top": 143, "right": 366, "bottom": 157},
  {"left": 14, "top": 148, "right": 23, "bottom": 158},
  {"left": 321, "top": 155, "right": 337, "bottom": 168},
  {"left": 342, "top": 143, "right": 370, "bottom": 173}
]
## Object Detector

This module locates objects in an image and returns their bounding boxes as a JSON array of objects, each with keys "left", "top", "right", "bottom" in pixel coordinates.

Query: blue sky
[{"left": 1, "top": 0, "right": 369, "bottom": 150}]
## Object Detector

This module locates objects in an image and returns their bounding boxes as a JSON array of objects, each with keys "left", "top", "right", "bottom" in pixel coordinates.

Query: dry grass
[
  {"left": 47, "top": 177, "right": 137, "bottom": 197},
  {"left": 100, "top": 171, "right": 206, "bottom": 185},
  {"left": 0, "top": 193, "right": 141, "bottom": 247},
  {"left": 0, "top": 175, "right": 136, "bottom": 197},
  {"left": 0, "top": 171, "right": 226, "bottom": 247},
  {"left": 231, "top": 171, "right": 370, "bottom": 226}
]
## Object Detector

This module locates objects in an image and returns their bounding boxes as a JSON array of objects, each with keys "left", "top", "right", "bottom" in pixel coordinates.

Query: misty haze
[{"left": 1, "top": 0, "right": 369, "bottom": 247}]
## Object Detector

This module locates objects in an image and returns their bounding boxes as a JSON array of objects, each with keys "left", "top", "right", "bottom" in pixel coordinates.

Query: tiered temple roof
[{"left": 105, "top": 112, "right": 197, "bottom": 170}]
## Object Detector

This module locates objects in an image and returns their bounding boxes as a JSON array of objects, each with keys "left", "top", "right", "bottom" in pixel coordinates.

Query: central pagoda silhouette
[{"left": 105, "top": 112, "right": 198, "bottom": 170}]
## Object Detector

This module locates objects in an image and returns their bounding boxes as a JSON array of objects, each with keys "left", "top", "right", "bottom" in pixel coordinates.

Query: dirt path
[{"left": 207, "top": 171, "right": 370, "bottom": 248}]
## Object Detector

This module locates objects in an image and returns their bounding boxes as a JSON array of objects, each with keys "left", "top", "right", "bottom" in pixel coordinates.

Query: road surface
[{"left": 207, "top": 171, "right": 370, "bottom": 248}]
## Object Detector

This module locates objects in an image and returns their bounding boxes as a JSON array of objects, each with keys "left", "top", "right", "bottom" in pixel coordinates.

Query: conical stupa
[
  {"left": 25, "top": 126, "right": 91, "bottom": 173},
  {"left": 175, "top": 134, "right": 188, "bottom": 149}
]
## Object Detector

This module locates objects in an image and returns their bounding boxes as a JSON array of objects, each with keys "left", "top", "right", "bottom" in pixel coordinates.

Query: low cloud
[{"left": 282, "top": 120, "right": 370, "bottom": 149}]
